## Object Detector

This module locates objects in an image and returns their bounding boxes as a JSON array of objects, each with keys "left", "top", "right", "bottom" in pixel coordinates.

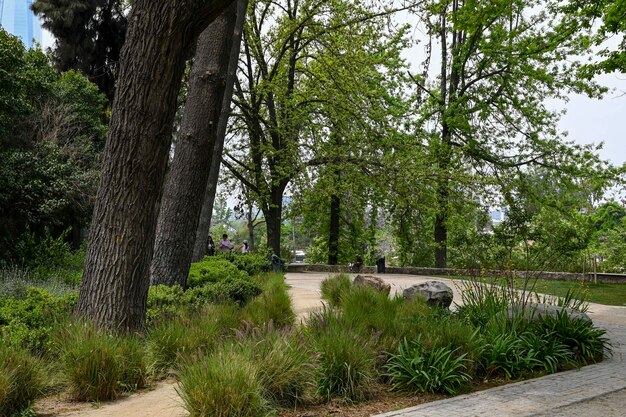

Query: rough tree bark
[
  {"left": 191, "top": 0, "right": 249, "bottom": 263},
  {"left": 150, "top": 2, "right": 238, "bottom": 287},
  {"left": 328, "top": 193, "right": 340, "bottom": 265},
  {"left": 77, "top": 0, "right": 234, "bottom": 330}
]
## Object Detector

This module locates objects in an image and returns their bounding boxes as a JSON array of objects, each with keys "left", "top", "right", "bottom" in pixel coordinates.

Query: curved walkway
[{"left": 287, "top": 272, "right": 626, "bottom": 417}]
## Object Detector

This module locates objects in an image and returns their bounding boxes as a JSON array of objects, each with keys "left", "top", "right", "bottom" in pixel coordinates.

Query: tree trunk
[
  {"left": 246, "top": 203, "right": 256, "bottom": 252},
  {"left": 265, "top": 187, "right": 284, "bottom": 255},
  {"left": 150, "top": 3, "right": 238, "bottom": 287},
  {"left": 192, "top": 0, "right": 249, "bottom": 263},
  {"left": 328, "top": 193, "right": 340, "bottom": 265},
  {"left": 77, "top": 0, "right": 234, "bottom": 330}
]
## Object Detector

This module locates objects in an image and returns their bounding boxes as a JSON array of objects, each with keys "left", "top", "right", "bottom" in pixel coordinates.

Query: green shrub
[
  {"left": 307, "top": 308, "right": 375, "bottom": 402},
  {"left": 243, "top": 274, "right": 295, "bottom": 327},
  {"left": 385, "top": 338, "right": 471, "bottom": 395},
  {"left": 0, "top": 344, "right": 43, "bottom": 416},
  {"left": 56, "top": 323, "right": 146, "bottom": 401},
  {"left": 320, "top": 274, "right": 352, "bottom": 307},
  {"left": 221, "top": 252, "right": 271, "bottom": 276},
  {"left": 178, "top": 347, "right": 272, "bottom": 417},
  {"left": 517, "top": 332, "right": 574, "bottom": 374},
  {"left": 478, "top": 332, "right": 527, "bottom": 379},
  {"left": 0, "top": 287, "right": 77, "bottom": 353},
  {"left": 534, "top": 311, "right": 608, "bottom": 365},
  {"left": 455, "top": 279, "right": 510, "bottom": 329},
  {"left": 187, "top": 257, "right": 248, "bottom": 288}
]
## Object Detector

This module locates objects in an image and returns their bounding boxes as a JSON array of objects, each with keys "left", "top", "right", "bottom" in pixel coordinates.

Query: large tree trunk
[
  {"left": 191, "top": 0, "right": 249, "bottom": 263},
  {"left": 77, "top": 0, "right": 234, "bottom": 330},
  {"left": 328, "top": 193, "right": 340, "bottom": 265},
  {"left": 150, "top": 2, "right": 238, "bottom": 287}
]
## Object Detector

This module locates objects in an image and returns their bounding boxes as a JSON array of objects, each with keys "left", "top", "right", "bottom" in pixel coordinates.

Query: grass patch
[{"left": 0, "top": 343, "right": 43, "bottom": 416}]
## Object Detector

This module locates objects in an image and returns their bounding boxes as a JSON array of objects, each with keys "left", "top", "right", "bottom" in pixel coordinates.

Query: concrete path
[{"left": 286, "top": 272, "right": 626, "bottom": 417}]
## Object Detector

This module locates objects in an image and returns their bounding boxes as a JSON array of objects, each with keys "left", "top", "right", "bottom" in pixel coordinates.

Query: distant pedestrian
[
  {"left": 219, "top": 234, "right": 234, "bottom": 253},
  {"left": 206, "top": 235, "right": 215, "bottom": 256},
  {"left": 241, "top": 240, "right": 249, "bottom": 254}
]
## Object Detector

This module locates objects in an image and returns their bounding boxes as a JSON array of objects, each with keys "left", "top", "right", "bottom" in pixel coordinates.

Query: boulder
[
  {"left": 506, "top": 303, "right": 592, "bottom": 324},
  {"left": 403, "top": 281, "right": 453, "bottom": 308},
  {"left": 354, "top": 275, "right": 391, "bottom": 295}
]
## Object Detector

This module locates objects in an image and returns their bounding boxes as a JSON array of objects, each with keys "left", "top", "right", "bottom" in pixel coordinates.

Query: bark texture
[
  {"left": 191, "top": 0, "right": 249, "bottom": 263},
  {"left": 328, "top": 193, "right": 340, "bottom": 265},
  {"left": 77, "top": 0, "right": 234, "bottom": 330},
  {"left": 151, "top": 2, "right": 238, "bottom": 287}
]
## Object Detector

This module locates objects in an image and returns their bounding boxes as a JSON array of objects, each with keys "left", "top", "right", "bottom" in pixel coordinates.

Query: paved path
[{"left": 287, "top": 272, "right": 626, "bottom": 417}]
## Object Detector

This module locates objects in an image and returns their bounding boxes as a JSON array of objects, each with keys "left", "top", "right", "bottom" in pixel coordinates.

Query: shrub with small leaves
[{"left": 187, "top": 257, "right": 248, "bottom": 287}]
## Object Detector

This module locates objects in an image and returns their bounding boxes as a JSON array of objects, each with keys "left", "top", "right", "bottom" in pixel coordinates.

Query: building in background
[{"left": 0, "top": 0, "right": 42, "bottom": 48}]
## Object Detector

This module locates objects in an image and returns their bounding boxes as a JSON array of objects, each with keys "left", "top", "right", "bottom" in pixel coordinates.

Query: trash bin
[
  {"left": 271, "top": 254, "right": 283, "bottom": 273},
  {"left": 376, "top": 257, "right": 385, "bottom": 273}
]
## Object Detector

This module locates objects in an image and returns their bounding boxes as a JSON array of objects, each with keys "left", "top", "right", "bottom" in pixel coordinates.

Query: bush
[
  {"left": 56, "top": 323, "right": 146, "bottom": 401},
  {"left": 243, "top": 273, "right": 295, "bottom": 327},
  {"left": 220, "top": 252, "right": 271, "bottom": 276},
  {"left": 307, "top": 308, "right": 375, "bottom": 402},
  {"left": 178, "top": 347, "right": 271, "bottom": 417},
  {"left": 341, "top": 284, "right": 399, "bottom": 335},
  {"left": 0, "top": 287, "right": 77, "bottom": 353},
  {"left": 187, "top": 257, "right": 248, "bottom": 288},
  {"left": 0, "top": 344, "right": 43, "bottom": 416},
  {"left": 385, "top": 338, "right": 471, "bottom": 395},
  {"left": 534, "top": 311, "right": 608, "bottom": 365},
  {"left": 320, "top": 274, "right": 352, "bottom": 307}
]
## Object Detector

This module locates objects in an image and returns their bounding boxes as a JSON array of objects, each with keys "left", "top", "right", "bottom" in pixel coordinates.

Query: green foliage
[
  {"left": 0, "top": 344, "right": 44, "bottom": 416},
  {"left": 243, "top": 274, "right": 295, "bottom": 327},
  {"left": 0, "top": 28, "right": 107, "bottom": 267},
  {"left": 55, "top": 323, "right": 146, "bottom": 401},
  {"left": 385, "top": 338, "right": 471, "bottom": 395},
  {"left": 239, "top": 326, "right": 313, "bottom": 406},
  {"left": 220, "top": 252, "right": 271, "bottom": 276},
  {"left": 145, "top": 304, "right": 242, "bottom": 376},
  {"left": 0, "top": 287, "right": 77, "bottom": 353},
  {"left": 320, "top": 274, "right": 353, "bottom": 308},
  {"left": 533, "top": 312, "right": 608, "bottom": 365},
  {"left": 177, "top": 347, "right": 272, "bottom": 417},
  {"left": 187, "top": 257, "right": 249, "bottom": 287},
  {"left": 306, "top": 308, "right": 375, "bottom": 402}
]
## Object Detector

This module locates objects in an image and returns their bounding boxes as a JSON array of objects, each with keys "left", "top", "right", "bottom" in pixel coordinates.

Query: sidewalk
[{"left": 285, "top": 272, "right": 626, "bottom": 417}]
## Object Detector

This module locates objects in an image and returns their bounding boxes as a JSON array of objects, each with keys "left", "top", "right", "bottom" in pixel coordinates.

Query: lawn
[{"left": 454, "top": 276, "right": 626, "bottom": 307}]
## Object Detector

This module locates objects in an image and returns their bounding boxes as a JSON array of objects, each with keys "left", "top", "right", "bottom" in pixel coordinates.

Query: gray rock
[
  {"left": 354, "top": 275, "right": 391, "bottom": 295},
  {"left": 506, "top": 302, "right": 592, "bottom": 323},
  {"left": 403, "top": 281, "right": 453, "bottom": 308}
]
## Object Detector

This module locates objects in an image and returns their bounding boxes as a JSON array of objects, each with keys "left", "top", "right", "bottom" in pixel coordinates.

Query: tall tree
[
  {"left": 191, "top": 0, "right": 250, "bottom": 263},
  {"left": 225, "top": 0, "right": 410, "bottom": 255},
  {"left": 77, "top": 0, "right": 234, "bottom": 330},
  {"left": 412, "top": 0, "right": 608, "bottom": 268},
  {"left": 150, "top": 0, "right": 243, "bottom": 287},
  {"left": 32, "top": 0, "right": 128, "bottom": 101}
]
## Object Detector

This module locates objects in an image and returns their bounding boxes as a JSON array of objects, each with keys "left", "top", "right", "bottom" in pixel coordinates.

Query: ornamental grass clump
[
  {"left": 320, "top": 274, "right": 352, "bottom": 307},
  {"left": 307, "top": 308, "right": 375, "bottom": 402},
  {"left": 243, "top": 273, "right": 295, "bottom": 327},
  {"left": 177, "top": 347, "right": 271, "bottom": 417},
  {"left": 146, "top": 305, "right": 233, "bottom": 376},
  {"left": 385, "top": 337, "right": 471, "bottom": 395},
  {"left": 0, "top": 344, "right": 44, "bottom": 416},
  {"left": 236, "top": 325, "right": 313, "bottom": 406},
  {"left": 56, "top": 323, "right": 146, "bottom": 401}
]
